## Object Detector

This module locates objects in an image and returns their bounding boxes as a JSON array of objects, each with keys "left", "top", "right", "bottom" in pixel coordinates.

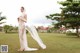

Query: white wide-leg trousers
[
  {"left": 18, "top": 25, "right": 46, "bottom": 50},
  {"left": 26, "top": 25, "right": 46, "bottom": 49}
]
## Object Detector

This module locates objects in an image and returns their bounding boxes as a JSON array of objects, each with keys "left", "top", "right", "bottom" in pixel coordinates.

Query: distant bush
[
  {"left": 66, "top": 33, "right": 77, "bottom": 36},
  {"left": 47, "top": 29, "right": 52, "bottom": 33}
]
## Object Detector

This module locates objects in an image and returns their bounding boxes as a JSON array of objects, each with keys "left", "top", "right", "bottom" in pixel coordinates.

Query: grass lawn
[{"left": 0, "top": 32, "right": 80, "bottom": 53}]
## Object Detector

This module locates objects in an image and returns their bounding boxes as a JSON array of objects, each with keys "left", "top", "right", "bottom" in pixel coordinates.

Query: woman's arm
[{"left": 19, "top": 14, "right": 27, "bottom": 22}]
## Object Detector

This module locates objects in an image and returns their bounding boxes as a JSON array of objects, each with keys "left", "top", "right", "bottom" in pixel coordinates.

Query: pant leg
[
  {"left": 18, "top": 28, "right": 24, "bottom": 49},
  {"left": 26, "top": 26, "right": 37, "bottom": 40},
  {"left": 22, "top": 27, "right": 29, "bottom": 49},
  {"left": 26, "top": 25, "right": 46, "bottom": 48},
  {"left": 22, "top": 26, "right": 38, "bottom": 51}
]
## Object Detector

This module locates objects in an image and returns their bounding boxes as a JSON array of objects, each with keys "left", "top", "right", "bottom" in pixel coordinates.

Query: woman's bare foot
[
  {"left": 40, "top": 44, "right": 46, "bottom": 49},
  {"left": 18, "top": 48, "right": 25, "bottom": 51},
  {"left": 24, "top": 48, "right": 38, "bottom": 51}
]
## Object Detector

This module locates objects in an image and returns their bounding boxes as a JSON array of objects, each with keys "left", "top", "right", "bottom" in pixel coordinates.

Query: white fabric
[
  {"left": 26, "top": 25, "right": 46, "bottom": 49},
  {"left": 18, "top": 12, "right": 46, "bottom": 51}
]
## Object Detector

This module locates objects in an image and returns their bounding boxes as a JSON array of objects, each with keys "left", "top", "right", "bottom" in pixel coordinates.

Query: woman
[{"left": 17, "top": 7, "right": 46, "bottom": 51}]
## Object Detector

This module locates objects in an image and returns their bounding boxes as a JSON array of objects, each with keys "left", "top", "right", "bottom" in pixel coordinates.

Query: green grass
[{"left": 0, "top": 32, "right": 80, "bottom": 53}]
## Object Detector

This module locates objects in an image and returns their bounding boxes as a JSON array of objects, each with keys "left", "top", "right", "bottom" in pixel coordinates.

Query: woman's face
[{"left": 21, "top": 8, "right": 24, "bottom": 12}]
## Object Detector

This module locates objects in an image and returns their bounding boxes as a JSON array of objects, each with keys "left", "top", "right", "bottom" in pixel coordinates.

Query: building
[{"left": 37, "top": 26, "right": 49, "bottom": 33}]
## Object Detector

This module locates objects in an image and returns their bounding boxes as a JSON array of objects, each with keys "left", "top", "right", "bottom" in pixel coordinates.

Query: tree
[
  {"left": 3, "top": 25, "right": 14, "bottom": 33},
  {"left": 0, "top": 12, "right": 6, "bottom": 25},
  {"left": 46, "top": 0, "right": 80, "bottom": 37},
  {"left": 46, "top": 13, "right": 62, "bottom": 31},
  {"left": 3, "top": 25, "right": 10, "bottom": 33}
]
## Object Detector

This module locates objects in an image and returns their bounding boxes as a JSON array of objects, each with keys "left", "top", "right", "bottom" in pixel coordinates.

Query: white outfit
[{"left": 18, "top": 12, "right": 46, "bottom": 51}]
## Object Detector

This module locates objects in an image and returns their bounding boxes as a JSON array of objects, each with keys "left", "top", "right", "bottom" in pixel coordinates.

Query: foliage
[
  {"left": 3, "top": 25, "right": 10, "bottom": 33},
  {"left": 46, "top": 0, "right": 80, "bottom": 37},
  {"left": 3, "top": 25, "right": 14, "bottom": 33},
  {"left": 0, "top": 12, "right": 6, "bottom": 24}
]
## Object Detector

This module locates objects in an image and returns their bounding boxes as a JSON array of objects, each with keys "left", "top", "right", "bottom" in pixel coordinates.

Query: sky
[{"left": 0, "top": 0, "right": 65, "bottom": 27}]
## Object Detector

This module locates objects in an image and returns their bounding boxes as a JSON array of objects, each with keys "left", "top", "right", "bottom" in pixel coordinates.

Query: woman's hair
[{"left": 21, "top": 6, "right": 24, "bottom": 10}]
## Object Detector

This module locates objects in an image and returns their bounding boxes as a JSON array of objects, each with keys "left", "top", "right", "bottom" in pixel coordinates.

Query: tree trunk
[
  {"left": 76, "top": 26, "right": 79, "bottom": 37},
  {"left": 5, "top": 30, "right": 7, "bottom": 33}
]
